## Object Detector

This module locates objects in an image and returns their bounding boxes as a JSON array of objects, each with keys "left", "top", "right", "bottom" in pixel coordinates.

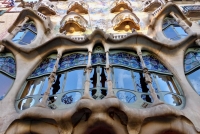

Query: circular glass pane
[
  {"left": 18, "top": 98, "right": 35, "bottom": 110},
  {"left": 117, "top": 91, "right": 136, "bottom": 103},
  {"left": 141, "top": 94, "right": 153, "bottom": 103},
  {"left": 164, "top": 94, "right": 182, "bottom": 106},
  {"left": 61, "top": 92, "right": 81, "bottom": 104}
]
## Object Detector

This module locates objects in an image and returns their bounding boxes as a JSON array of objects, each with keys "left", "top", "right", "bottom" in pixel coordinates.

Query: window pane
[
  {"left": 12, "top": 31, "right": 25, "bottom": 43},
  {"left": 155, "top": 74, "right": 179, "bottom": 94},
  {"left": 114, "top": 68, "right": 134, "bottom": 90},
  {"left": 133, "top": 72, "right": 148, "bottom": 92},
  {"left": 174, "top": 26, "right": 187, "bottom": 38},
  {"left": 21, "top": 30, "right": 36, "bottom": 45},
  {"left": 187, "top": 69, "right": 200, "bottom": 95},
  {"left": 100, "top": 67, "right": 107, "bottom": 88},
  {"left": 90, "top": 67, "right": 97, "bottom": 88},
  {"left": 50, "top": 73, "right": 65, "bottom": 95},
  {"left": 64, "top": 69, "right": 84, "bottom": 91},
  {"left": 163, "top": 26, "right": 180, "bottom": 40},
  {"left": 0, "top": 73, "right": 14, "bottom": 100},
  {"left": 21, "top": 77, "right": 44, "bottom": 98}
]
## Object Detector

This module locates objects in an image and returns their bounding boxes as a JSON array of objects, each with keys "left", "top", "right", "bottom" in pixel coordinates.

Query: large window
[
  {"left": 0, "top": 53, "right": 16, "bottom": 100},
  {"left": 12, "top": 20, "right": 37, "bottom": 45},
  {"left": 17, "top": 52, "right": 88, "bottom": 110},
  {"left": 184, "top": 48, "right": 200, "bottom": 95},
  {"left": 162, "top": 16, "right": 187, "bottom": 41}
]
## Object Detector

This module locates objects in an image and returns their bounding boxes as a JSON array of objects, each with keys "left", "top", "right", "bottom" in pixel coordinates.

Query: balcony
[
  {"left": 181, "top": 5, "right": 200, "bottom": 18},
  {"left": 67, "top": 1, "right": 89, "bottom": 14},
  {"left": 110, "top": 0, "right": 132, "bottom": 13},
  {"left": 60, "top": 12, "right": 88, "bottom": 33},
  {"left": 142, "top": 0, "right": 164, "bottom": 12},
  {"left": 34, "top": 1, "right": 57, "bottom": 15},
  {"left": 112, "top": 10, "right": 140, "bottom": 31}
]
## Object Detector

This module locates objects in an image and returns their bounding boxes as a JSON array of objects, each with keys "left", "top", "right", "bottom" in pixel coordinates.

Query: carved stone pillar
[
  {"left": 82, "top": 51, "right": 93, "bottom": 99},
  {"left": 0, "top": 45, "right": 5, "bottom": 52},
  {"left": 195, "top": 39, "right": 200, "bottom": 46},
  {"left": 137, "top": 50, "right": 163, "bottom": 106},
  {"left": 105, "top": 51, "right": 115, "bottom": 98},
  {"left": 37, "top": 53, "right": 62, "bottom": 108}
]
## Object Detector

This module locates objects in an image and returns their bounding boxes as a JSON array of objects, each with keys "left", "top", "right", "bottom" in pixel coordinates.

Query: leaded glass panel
[
  {"left": 142, "top": 55, "right": 170, "bottom": 74},
  {"left": 0, "top": 56, "right": 16, "bottom": 77},
  {"left": 91, "top": 53, "right": 106, "bottom": 65},
  {"left": 109, "top": 52, "right": 141, "bottom": 70},
  {"left": 29, "top": 55, "right": 56, "bottom": 78},
  {"left": 186, "top": 69, "right": 200, "bottom": 95},
  {"left": 184, "top": 50, "right": 200, "bottom": 73},
  {"left": 58, "top": 53, "right": 88, "bottom": 71}
]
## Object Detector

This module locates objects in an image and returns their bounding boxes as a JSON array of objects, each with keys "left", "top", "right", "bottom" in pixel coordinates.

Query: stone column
[
  {"left": 170, "top": 12, "right": 193, "bottom": 34},
  {"left": 37, "top": 53, "right": 62, "bottom": 108},
  {"left": 137, "top": 50, "right": 163, "bottom": 106},
  {"left": 82, "top": 51, "right": 92, "bottom": 99},
  {"left": 105, "top": 51, "right": 115, "bottom": 98},
  {"left": 0, "top": 45, "right": 5, "bottom": 52}
]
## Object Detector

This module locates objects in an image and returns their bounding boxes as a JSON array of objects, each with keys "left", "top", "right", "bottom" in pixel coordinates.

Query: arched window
[
  {"left": 0, "top": 53, "right": 16, "bottom": 100},
  {"left": 184, "top": 48, "right": 200, "bottom": 95},
  {"left": 162, "top": 16, "right": 187, "bottom": 41},
  {"left": 90, "top": 46, "right": 107, "bottom": 99},
  {"left": 17, "top": 52, "right": 88, "bottom": 110},
  {"left": 142, "top": 52, "right": 183, "bottom": 107},
  {"left": 12, "top": 20, "right": 37, "bottom": 45}
]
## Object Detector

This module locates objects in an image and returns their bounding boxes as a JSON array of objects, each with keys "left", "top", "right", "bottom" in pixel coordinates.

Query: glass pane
[
  {"left": 141, "top": 94, "right": 153, "bottom": 103},
  {"left": 184, "top": 51, "right": 200, "bottom": 72},
  {"left": 90, "top": 67, "right": 97, "bottom": 88},
  {"left": 91, "top": 53, "right": 106, "bottom": 65},
  {"left": 12, "top": 31, "right": 25, "bottom": 43},
  {"left": 0, "top": 73, "right": 14, "bottom": 100},
  {"left": 187, "top": 69, "right": 200, "bottom": 95},
  {"left": 114, "top": 68, "right": 134, "bottom": 90},
  {"left": 100, "top": 67, "right": 107, "bottom": 88},
  {"left": 117, "top": 91, "right": 136, "bottom": 103},
  {"left": 50, "top": 73, "right": 65, "bottom": 95},
  {"left": 64, "top": 69, "right": 84, "bottom": 91},
  {"left": 18, "top": 98, "right": 35, "bottom": 110},
  {"left": 164, "top": 94, "right": 182, "bottom": 106},
  {"left": 174, "top": 26, "right": 187, "bottom": 38},
  {"left": 133, "top": 72, "right": 149, "bottom": 92},
  {"left": 61, "top": 92, "right": 81, "bottom": 104},
  {"left": 20, "top": 30, "right": 36, "bottom": 45},
  {"left": 155, "top": 74, "right": 179, "bottom": 94},
  {"left": 21, "top": 77, "right": 45, "bottom": 98},
  {"left": 163, "top": 26, "right": 181, "bottom": 40}
]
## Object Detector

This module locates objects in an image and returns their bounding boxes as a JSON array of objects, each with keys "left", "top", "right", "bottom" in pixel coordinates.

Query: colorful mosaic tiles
[{"left": 92, "top": 53, "right": 106, "bottom": 65}]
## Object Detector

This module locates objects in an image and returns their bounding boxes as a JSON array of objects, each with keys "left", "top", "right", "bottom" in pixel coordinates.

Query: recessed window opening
[
  {"left": 162, "top": 16, "right": 187, "bottom": 41},
  {"left": 12, "top": 19, "right": 37, "bottom": 45}
]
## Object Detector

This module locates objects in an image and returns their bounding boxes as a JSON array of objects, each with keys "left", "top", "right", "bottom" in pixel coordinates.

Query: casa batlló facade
[{"left": 1, "top": 0, "right": 200, "bottom": 134}]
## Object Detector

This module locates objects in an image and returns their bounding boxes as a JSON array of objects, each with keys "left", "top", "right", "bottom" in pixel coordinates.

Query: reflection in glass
[
  {"left": 187, "top": 69, "right": 200, "bottom": 95},
  {"left": 114, "top": 68, "right": 134, "bottom": 90},
  {"left": 61, "top": 92, "right": 81, "bottom": 104},
  {"left": 64, "top": 69, "right": 84, "bottom": 91},
  {"left": 134, "top": 72, "right": 148, "bottom": 92},
  {"left": 164, "top": 94, "right": 182, "bottom": 106},
  {"left": 117, "top": 91, "right": 136, "bottom": 103},
  {"left": 154, "top": 74, "right": 179, "bottom": 94},
  {"left": 90, "top": 67, "right": 107, "bottom": 88},
  {"left": 50, "top": 74, "right": 65, "bottom": 95},
  {"left": 18, "top": 98, "right": 35, "bottom": 110},
  {"left": 0, "top": 73, "right": 14, "bottom": 100},
  {"left": 21, "top": 77, "right": 45, "bottom": 99}
]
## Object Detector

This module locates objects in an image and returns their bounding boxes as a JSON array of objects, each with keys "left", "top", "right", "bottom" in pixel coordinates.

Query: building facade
[{"left": 1, "top": 0, "right": 200, "bottom": 134}]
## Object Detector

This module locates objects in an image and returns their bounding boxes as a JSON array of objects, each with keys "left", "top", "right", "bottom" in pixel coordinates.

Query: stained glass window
[
  {"left": 109, "top": 52, "right": 141, "bottom": 69},
  {"left": 184, "top": 50, "right": 200, "bottom": 73},
  {"left": 142, "top": 55, "right": 170, "bottom": 74},
  {"left": 58, "top": 53, "right": 88, "bottom": 72},
  {"left": 91, "top": 53, "right": 106, "bottom": 65},
  {"left": 0, "top": 55, "right": 16, "bottom": 77},
  {"left": 12, "top": 20, "right": 37, "bottom": 45},
  {"left": 29, "top": 54, "right": 57, "bottom": 78},
  {"left": 162, "top": 17, "right": 187, "bottom": 41}
]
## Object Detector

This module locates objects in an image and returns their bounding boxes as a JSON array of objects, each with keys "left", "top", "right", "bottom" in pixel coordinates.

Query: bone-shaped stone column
[
  {"left": 37, "top": 52, "right": 62, "bottom": 108},
  {"left": 137, "top": 50, "right": 163, "bottom": 107},
  {"left": 82, "top": 51, "right": 93, "bottom": 99},
  {"left": 105, "top": 50, "right": 115, "bottom": 98}
]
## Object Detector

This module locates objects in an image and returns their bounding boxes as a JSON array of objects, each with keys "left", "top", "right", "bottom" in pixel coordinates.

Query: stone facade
[{"left": 1, "top": 0, "right": 200, "bottom": 134}]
